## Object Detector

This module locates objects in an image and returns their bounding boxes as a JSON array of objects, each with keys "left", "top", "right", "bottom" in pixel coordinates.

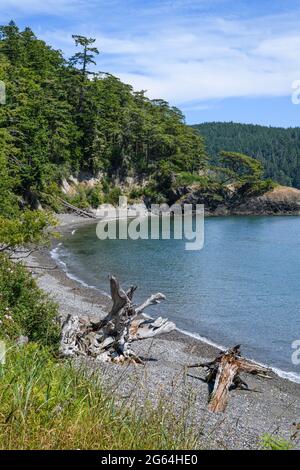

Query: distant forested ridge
[{"left": 192, "top": 122, "right": 300, "bottom": 188}]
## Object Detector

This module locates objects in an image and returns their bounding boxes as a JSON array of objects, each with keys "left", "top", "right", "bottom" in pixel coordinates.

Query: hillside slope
[{"left": 193, "top": 122, "right": 300, "bottom": 188}]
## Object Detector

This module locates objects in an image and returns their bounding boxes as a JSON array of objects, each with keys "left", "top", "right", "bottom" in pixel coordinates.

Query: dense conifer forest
[
  {"left": 0, "top": 21, "right": 279, "bottom": 217},
  {"left": 193, "top": 122, "right": 300, "bottom": 188},
  {"left": 0, "top": 22, "right": 207, "bottom": 209}
]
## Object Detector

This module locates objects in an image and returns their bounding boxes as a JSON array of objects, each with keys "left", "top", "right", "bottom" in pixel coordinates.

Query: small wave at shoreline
[
  {"left": 50, "top": 244, "right": 300, "bottom": 385},
  {"left": 50, "top": 244, "right": 108, "bottom": 295},
  {"left": 179, "top": 328, "right": 300, "bottom": 384}
]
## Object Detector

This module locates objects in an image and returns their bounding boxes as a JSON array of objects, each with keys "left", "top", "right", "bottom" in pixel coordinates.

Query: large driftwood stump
[
  {"left": 60, "top": 275, "right": 175, "bottom": 363},
  {"left": 188, "top": 345, "right": 271, "bottom": 412}
]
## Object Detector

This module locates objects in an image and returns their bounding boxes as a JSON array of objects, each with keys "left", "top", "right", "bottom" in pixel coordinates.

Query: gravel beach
[{"left": 26, "top": 214, "right": 300, "bottom": 450}]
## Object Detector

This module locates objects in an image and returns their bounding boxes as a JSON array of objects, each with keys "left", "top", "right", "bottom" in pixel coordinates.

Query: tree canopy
[{"left": 0, "top": 22, "right": 275, "bottom": 233}]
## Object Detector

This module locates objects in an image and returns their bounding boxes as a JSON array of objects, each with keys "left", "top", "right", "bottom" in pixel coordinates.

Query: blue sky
[{"left": 1, "top": 0, "right": 300, "bottom": 127}]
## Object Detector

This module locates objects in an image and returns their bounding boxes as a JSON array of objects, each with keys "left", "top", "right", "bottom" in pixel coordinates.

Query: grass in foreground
[{"left": 0, "top": 343, "right": 200, "bottom": 450}]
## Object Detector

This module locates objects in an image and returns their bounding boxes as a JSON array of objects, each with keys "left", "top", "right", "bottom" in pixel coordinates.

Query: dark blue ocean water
[{"left": 54, "top": 216, "right": 300, "bottom": 381}]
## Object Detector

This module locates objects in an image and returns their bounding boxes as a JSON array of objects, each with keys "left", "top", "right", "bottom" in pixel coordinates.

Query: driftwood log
[
  {"left": 58, "top": 197, "right": 97, "bottom": 219},
  {"left": 60, "top": 275, "right": 175, "bottom": 363},
  {"left": 187, "top": 345, "right": 271, "bottom": 412}
]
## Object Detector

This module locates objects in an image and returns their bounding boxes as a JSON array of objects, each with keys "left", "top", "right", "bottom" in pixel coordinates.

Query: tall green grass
[{"left": 0, "top": 343, "right": 200, "bottom": 450}]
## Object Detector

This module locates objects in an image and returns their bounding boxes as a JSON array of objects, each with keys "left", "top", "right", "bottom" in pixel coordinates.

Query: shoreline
[
  {"left": 27, "top": 213, "right": 300, "bottom": 450},
  {"left": 51, "top": 213, "right": 300, "bottom": 385}
]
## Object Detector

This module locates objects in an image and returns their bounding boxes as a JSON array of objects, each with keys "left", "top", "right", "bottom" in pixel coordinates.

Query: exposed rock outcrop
[
  {"left": 231, "top": 186, "right": 300, "bottom": 215},
  {"left": 180, "top": 186, "right": 300, "bottom": 216}
]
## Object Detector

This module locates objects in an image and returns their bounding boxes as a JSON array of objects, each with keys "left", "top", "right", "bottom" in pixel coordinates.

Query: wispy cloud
[
  {"left": 2, "top": 0, "right": 300, "bottom": 108},
  {"left": 0, "top": 0, "right": 88, "bottom": 16}
]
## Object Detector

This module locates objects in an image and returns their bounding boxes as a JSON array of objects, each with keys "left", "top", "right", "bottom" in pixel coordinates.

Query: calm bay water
[{"left": 54, "top": 216, "right": 300, "bottom": 381}]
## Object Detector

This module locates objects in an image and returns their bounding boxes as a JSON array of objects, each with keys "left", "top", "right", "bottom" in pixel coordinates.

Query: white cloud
[
  {"left": 255, "top": 36, "right": 300, "bottom": 62},
  {"left": 0, "top": 0, "right": 86, "bottom": 15},
  {"left": 2, "top": 1, "right": 300, "bottom": 106},
  {"left": 94, "top": 16, "right": 300, "bottom": 104}
]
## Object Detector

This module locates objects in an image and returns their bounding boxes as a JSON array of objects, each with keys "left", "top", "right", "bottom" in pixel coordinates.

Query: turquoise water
[{"left": 54, "top": 216, "right": 300, "bottom": 381}]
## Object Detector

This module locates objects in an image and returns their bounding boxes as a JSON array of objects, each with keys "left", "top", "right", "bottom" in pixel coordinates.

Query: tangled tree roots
[{"left": 60, "top": 275, "right": 175, "bottom": 364}]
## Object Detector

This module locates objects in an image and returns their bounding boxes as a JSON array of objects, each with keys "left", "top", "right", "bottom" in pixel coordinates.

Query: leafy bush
[
  {"left": 105, "top": 187, "right": 122, "bottom": 206},
  {"left": 128, "top": 186, "right": 144, "bottom": 202},
  {"left": 0, "top": 255, "right": 60, "bottom": 348},
  {"left": 65, "top": 187, "right": 89, "bottom": 209},
  {"left": 86, "top": 185, "right": 104, "bottom": 208},
  {"left": 0, "top": 210, "right": 57, "bottom": 252},
  {"left": 175, "top": 172, "right": 210, "bottom": 187},
  {"left": 261, "top": 434, "right": 293, "bottom": 450},
  {"left": 244, "top": 178, "right": 277, "bottom": 197},
  {"left": 142, "top": 184, "right": 166, "bottom": 204},
  {"left": 0, "top": 344, "right": 200, "bottom": 450},
  {"left": 101, "top": 178, "right": 110, "bottom": 195},
  {"left": 156, "top": 160, "right": 175, "bottom": 193},
  {"left": 38, "top": 182, "right": 64, "bottom": 212}
]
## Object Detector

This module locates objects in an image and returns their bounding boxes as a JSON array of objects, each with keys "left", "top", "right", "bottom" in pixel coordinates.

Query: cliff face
[
  {"left": 180, "top": 186, "right": 300, "bottom": 216},
  {"left": 59, "top": 171, "right": 300, "bottom": 217}
]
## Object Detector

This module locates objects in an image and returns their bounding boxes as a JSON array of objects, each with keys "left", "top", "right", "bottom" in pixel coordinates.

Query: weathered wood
[
  {"left": 208, "top": 352, "right": 239, "bottom": 412},
  {"left": 60, "top": 275, "right": 175, "bottom": 363},
  {"left": 58, "top": 197, "right": 97, "bottom": 219},
  {"left": 187, "top": 345, "right": 271, "bottom": 412}
]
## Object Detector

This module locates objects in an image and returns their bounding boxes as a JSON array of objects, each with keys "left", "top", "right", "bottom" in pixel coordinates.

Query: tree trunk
[{"left": 187, "top": 345, "right": 271, "bottom": 412}]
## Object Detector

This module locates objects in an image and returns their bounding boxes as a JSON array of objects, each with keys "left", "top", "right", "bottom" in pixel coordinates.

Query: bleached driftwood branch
[
  {"left": 187, "top": 344, "right": 271, "bottom": 412},
  {"left": 60, "top": 275, "right": 175, "bottom": 363}
]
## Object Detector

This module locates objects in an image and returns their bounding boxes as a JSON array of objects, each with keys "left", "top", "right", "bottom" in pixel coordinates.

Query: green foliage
[
  {"left": 0, "top": 135, "right": 18, "bottom": 217},
  {"left": 175, "top": 172, "right": 210, "bottom": 187},
  {"left": 105, "top": 187, "right": 122, "bottom": 206},
  {"left": 209, "top": 151, "right": 276, "bottom": 200},
  {"left": 220, "top": 151, "right": 264, "bottom": 182},
  {"left": 260, "top": 434, "right": 293, "bottom": 450},
  {"left": 142, "top": 183, "right": 166, "bottom": 204},
  {"left": 0, "top": 254, "right": 60, "bottom": 348},
  {"left": 65, "top": 187, "right": 89, "bottom": 209},
  {"left": 0, "top": 22, "right": 275, "bottom": 212},
  {"left": 155, "top": 160, "right": 175, "bottom": 193},
  {"left": 86, "top": 184, "right": 104, "bottom": 208},
  {"left": 128, "top": 186, "right": 144, "bottom": 201},
  {"left": 0, "top": 343, "right": 200, "bottom": 449},
  {"left": 69, "top": 35, "right": 99, "bottom": 74},
  {"left": 193, "top": 122, "right": 300, "bottom": 188},
  {"left": 240, "top": 178, "right": 277, "bottom": 198},
  {"left": 0, "top": 22, "right": 207, "bottom": 208},
  {"left": 0, "top": 210, "right": 56, "bottom": 252}
]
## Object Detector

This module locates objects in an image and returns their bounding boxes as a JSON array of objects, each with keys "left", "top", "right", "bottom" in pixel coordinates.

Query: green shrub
[
  {"left": 248, "top": 178, "right": 277, "bottom": 196},
  {"left": 38, "top": 182, "right": 64, "bottom": 212},
  {"left": 105, "top": 187, "right": 122, "bottom": 206},
  {"left": 0, "top": 210, "right": 57, "bottom": 251},
  {"left": 0, "top": 254, "right": 60, "bottom": 349},
  {"left": 175, "top": 172, "right": 210, "bottom": 187},
  {"left": 65, "top": 187, "right": 89, "bottom": 209},
  {"left": 261, "top": 434, "right": 293, "bottom": 450},
  {"left": 142, "top": 184, "right": 166, "bottom": 204},
  {"left": 128, "top": 187, "right": 144, "bottom": 202},
  {"left": 101, "top": 178, "right": 110, "bottom": 195},
  {"left": 86, "top": 185, "right": 104, "bottom": 208}
]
